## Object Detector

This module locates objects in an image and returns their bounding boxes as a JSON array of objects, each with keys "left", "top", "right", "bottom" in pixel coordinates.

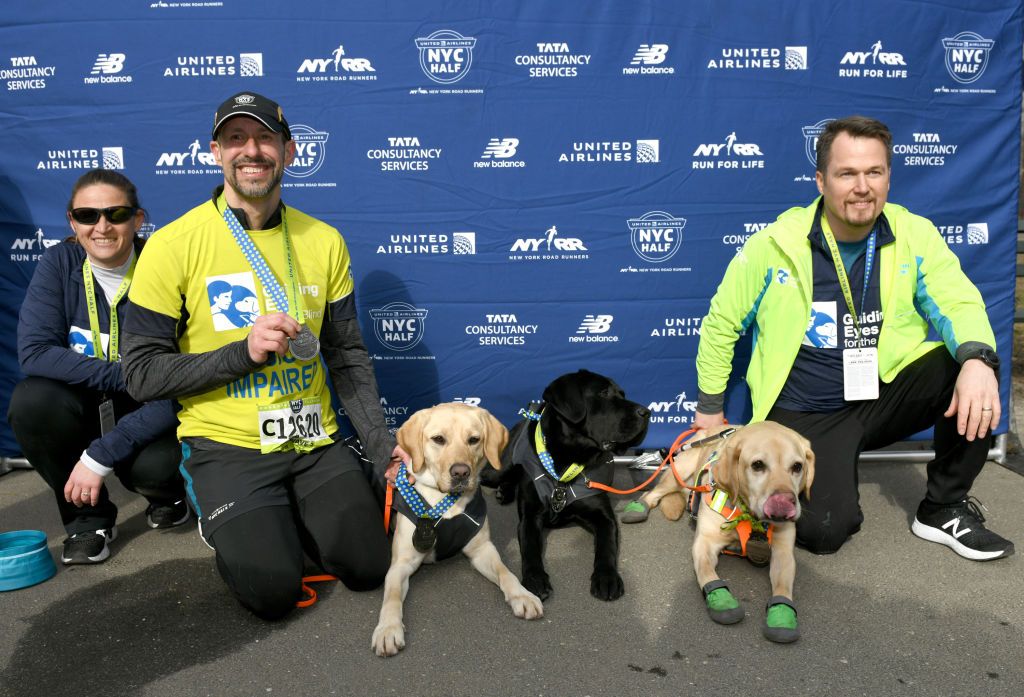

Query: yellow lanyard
[
  {"left": 819, "top": 215, "right": 876, "bottom": 345},
  {"left": 82, "top": 255, "right": 135, "bottom": 361}
]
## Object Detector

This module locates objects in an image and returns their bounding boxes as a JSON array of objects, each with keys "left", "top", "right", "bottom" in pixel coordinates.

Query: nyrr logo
[
  {"left": 155, "top": 139, "right": 218, "bottom": 175},
  {"left": 295, "top": 44, "right": 377, "bottom": 82},
  {"left": 942, "top": 32, "right": 994, "bottom": 84},
  {"left": 801, "top": 118, "right": 835, "bottom": 169},
  {"left": 285, "top": 124, "right": 329, "bottom": 178},
  {"left": 415, "top": 30, "right": 476, "bottom": 84},
  {"left": 9, "top": 228, "right": 59, "bottom": 263},
  {"left": 692, "top": 132, "right": 764, "bottom": 170},
  {"left": 838, "top": 41, "right": 908, "bottom": 79},
  {"left": 508, "top": 226, "right": 589, "bottom": 261},
  {"left": 627, "top": 211, "right": 685, "bottom": 263},
  {"left": 647, "top": 392, "right": 697, "bottom": 425},
  {"left": 570, "top": 314, "right": 619, "bottom": 344},
  {"left": 475, "top": 138, "right": 526, "bottom": 169},
  {"left": 369, "top": 302, "right": 429, "bottom": 352}
]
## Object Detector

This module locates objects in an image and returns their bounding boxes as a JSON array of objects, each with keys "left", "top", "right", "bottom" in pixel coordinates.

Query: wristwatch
[{"left": 962, "top": 347, "right": 1000, "bottom": 374}]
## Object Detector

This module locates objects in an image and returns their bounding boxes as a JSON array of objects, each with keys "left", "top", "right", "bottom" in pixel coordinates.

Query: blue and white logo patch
[
  {"left": 803, "top": 301, "right": 838, "bottom": 349},
  {"left": 69, "top": 325, "right": 107, "bottom": 357},
  {"left": 206, "top": 272, "right": 260, "bottom": 331}
]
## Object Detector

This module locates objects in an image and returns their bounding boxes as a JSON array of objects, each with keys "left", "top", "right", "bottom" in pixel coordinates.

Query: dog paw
[
  {"left": 371, "top": 622, "right": 406, "bottom": 657},
  {"left": 494, "top": 483, "right": 517, "bottom": 505},
  {"left": 590, "top": 570, "right": 624, "bottom": 601},
  {"left": 509, "top": 589, "right": 544, "bottom": 620},
  {"left": 522, "top": 572, "right": 552, "bottom": 600}
]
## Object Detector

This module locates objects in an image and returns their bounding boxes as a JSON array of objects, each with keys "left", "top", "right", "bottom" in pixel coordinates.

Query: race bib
[
  {"left": 843, "top": 347, "right": 879, "bottom": 401},
  {"left": 257, "top": 397, "right": 328, "bottom": 454}
]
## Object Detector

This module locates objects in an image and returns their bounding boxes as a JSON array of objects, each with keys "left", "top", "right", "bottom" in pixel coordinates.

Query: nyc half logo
[
  {"left": 802, "top": 118, "right": 835, "bottom": 168},
  {"left": 942, "top": 32, "right": 994, "bottom": 84},
  {"left": 285, "top": 124, "right": 329, "bottom": 178},
  {"left": 627, "top": 211, "right": 685, "bottom": 263},
  {"left": 415, "top": 30, "right": 476, "bottom": 83},
  {"left": 370, "top": 302, "right": 429, "bottom": 351}
]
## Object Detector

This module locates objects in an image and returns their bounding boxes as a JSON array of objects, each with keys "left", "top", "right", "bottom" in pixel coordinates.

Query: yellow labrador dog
[
  {"left": 640, "top": 422, "right": 814, "bottom": 643},
  {"left": 372, "top": 403, "right": 543, "bottom": 657}
]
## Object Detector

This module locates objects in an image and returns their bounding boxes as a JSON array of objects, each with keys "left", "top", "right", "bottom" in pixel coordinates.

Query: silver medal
[{"left": 289, "top": 324, "right": 320, "bottom": 361}]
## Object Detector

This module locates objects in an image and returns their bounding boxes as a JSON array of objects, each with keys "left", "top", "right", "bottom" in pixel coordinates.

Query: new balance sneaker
[
  {"left": 146, "top": 499, "right": 191, "bottom": 529},
  {"left": 61, "top": 527, "right": 117, "bottom": 565},
  {"left": 911, "top": 497, "right": 1014, "bottom": 561}
]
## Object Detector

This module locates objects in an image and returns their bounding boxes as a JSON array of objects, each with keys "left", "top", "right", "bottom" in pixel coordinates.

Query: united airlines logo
[
  {"left": 369, "top": 302, "right": 429, "bottom": 352},
  {"left": 452, "top": 232, "right": 476, "bottom": 254},
  {"left": 967, "top": 223, "right": 989, "bottom": 245},
  {"left": 37, "top": 146, "right": 123, "bottom": 171},
  {"left": 708, "top": 46, "right": 807, "bottom": 70},
  {"left": 627, "top": 211, "right": 685, "bottom": 263},
  {"left": 102, "top": 147, "right": 124, "bottom": 170},
  {"left": 284, "top": 124, "right": 329, "bottom": 178},
  {"left": 938, "top": 222, "right": 989, "bottom": 246},
  {"left": 942, "top": 32, "right": 994, "bottom": 84},
  {"left": 295, "top": 44, "right": 376, "bottom": 81},
  {"left": 570, "top": 315, "right": 619, "bottom": 344},
  {"left": 163, "top": 52, "right": 262, "bottom": 78},
  {"left": 636, "top": 140, "right": 660, "bottom": 163},
  {"left": 415, "top": 30, "right": 476, "bottom": 84},
  {"left": 559, "top": 139, "right": 659, "bottom": 164},
  {"left": 475, "top": 138, "right": 526, "bottom": 169}
]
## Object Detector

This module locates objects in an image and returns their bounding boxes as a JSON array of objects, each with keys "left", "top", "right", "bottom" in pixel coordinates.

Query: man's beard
[{"left": 226, "top": 158, "right": 283, "bottom": 200}]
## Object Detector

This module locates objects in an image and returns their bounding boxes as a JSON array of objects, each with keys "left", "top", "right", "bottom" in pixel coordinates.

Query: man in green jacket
[{"left": 695, "top": 115, "right": 1012, "bottom": 561}]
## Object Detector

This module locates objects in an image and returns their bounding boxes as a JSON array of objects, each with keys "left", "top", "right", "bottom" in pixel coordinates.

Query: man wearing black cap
[{"left": 122, "top": 92, "right": 401, "bottom": 619}]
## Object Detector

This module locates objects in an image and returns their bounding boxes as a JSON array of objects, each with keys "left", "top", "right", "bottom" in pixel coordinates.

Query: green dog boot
[
  {"left": 762, "top": 595, "right": 800, "bottom": 643},
  {"left": 620, "top": 500, "right": 650, "bottom": 524},
  {"left": 702, "top": 580, "right": 745, "bottom": 625}
]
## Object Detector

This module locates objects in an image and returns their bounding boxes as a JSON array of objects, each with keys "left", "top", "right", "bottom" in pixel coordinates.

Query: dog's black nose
[
  {"left": 450, "top": 463, "right": 471, "bottom": 480},
  {"left": 637, "top": 405, "right": 651, "bottom": 419}
]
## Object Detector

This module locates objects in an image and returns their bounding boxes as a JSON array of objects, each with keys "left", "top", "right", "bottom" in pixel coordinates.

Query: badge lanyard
[
  {"left": 218, "top": 196, "right": 309, "bottom": 325},
  {"left": 82, "top": 255, "right": 136, "bottom": 361},
  {"left": 820, "top": 220, "right": 876, "bottom": 346}
]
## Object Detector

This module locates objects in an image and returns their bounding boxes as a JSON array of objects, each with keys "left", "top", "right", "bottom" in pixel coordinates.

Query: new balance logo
[
  {"left": 482, "top": 138, "right": 519, "bottom": 159},
  {"left": 942, "top": 518, "right": 971, "bottom": 539},
  {"left": 631, "top": 44, "right": 669, "bottom": 65},
  {"left": 576, "top": 314, "right": 613, "bottom": 334},
  {"left": 91, "top": 53, "right": 126, "bottom": 75}
]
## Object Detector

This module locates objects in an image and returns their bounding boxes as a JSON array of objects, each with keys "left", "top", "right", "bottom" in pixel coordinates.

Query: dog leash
[{"left": 587, "top": 426, "right": 736, "bottom": 496}]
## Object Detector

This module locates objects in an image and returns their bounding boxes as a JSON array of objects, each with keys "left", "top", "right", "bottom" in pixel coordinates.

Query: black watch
[{"left": 963, "top": 347, "right": 1000, "bottom": 373}]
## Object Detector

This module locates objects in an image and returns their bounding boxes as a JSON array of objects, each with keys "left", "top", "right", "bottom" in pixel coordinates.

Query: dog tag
[
  {"left": 412, "top": 517, "right": 437, "bottom": 553},
  {"left": 550, "top": 485, "right": 568, "bottom": 513},
  {"left": 98, "top": 398, "right": 116, "bottom": 436},
  {"left": 745, "top": 531, "right": 772, "bottom": 567},
  {"left": 289, "top": 324, "right": 320, "bottom": 361}
]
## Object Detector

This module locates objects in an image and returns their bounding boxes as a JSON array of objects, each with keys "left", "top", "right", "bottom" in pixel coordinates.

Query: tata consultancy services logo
[
  {"left": 369, "top": 302, "right": 429, "bottom": 351},
  {"left": 415, "top": 30, "right": 476, "bottom": 84},
  {"left": 627, "top": 211, "right": 685, "bottom": 263},
  {"left": 942, "top": 32, "right": 994, "bottom": 84},
  {"left": 285, "top": 124, "right": 329, "bottom": 178}
]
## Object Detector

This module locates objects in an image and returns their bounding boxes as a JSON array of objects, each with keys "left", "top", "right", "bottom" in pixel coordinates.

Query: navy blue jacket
[{"left": 17, "top": 240, "right": 178, "bottom": 469}]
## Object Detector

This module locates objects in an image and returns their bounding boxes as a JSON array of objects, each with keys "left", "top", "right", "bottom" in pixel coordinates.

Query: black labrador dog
[{"left": 482, "top": 370, "right": 650, "bottom": 601}]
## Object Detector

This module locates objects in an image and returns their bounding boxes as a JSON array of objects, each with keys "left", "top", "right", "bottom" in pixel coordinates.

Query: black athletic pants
[
  {"left": 208, "top": 469, "right": 389, "bottom": 621},
  {"left": 767, "top": 347, "right": 990, "bottom": 554},
  {"left": 7, "top": 376, "right": 183, "bottom": 536}
]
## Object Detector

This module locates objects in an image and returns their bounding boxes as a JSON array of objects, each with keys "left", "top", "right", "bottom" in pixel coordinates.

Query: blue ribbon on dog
[{"left": 393, "top": 462, "right": 460, "bottom": 520}]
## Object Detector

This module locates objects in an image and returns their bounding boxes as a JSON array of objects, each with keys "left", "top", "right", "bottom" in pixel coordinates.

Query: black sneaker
[
  {"left": 911, "top": 497, "right": 1014, "bottom": 561},
  {"left": 61, "top": 528, "right": 117, "bottom": 565},
  {"left": 146, "top": 500, "right": 191, "bottom": 529}
]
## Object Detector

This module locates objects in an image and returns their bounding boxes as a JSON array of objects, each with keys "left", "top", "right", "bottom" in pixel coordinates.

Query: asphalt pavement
[{"left": 1, "top": 448, "right": 1022, "bottom": 697}]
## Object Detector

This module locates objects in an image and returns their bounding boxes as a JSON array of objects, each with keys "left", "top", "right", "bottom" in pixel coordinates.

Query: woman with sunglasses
[{"left": 7, "top": 169, "right": 188, "bottom": 565}]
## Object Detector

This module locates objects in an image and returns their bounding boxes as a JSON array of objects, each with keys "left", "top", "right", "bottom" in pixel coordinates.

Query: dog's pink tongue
[{"left": 763, "top": 493, "right": 797, "bottom": 520}]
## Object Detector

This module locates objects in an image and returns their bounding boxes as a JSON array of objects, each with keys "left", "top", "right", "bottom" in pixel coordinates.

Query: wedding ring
[{"left": 981, "top": 407, "right": 993, "bottom": 412}]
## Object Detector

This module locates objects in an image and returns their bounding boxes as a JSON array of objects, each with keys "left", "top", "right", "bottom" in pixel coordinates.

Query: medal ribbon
[
  {"left": 819, "top": 215, "right": 876, "bottom": 345},
  {"left": 218, "top": 196, "right": 308, "bottom": 323},
  {"left": 394, "top": 462, "right": 460, "bottom": 520},
  {"left": 82, "top": 255, "right": 135, "bottom": 361}
]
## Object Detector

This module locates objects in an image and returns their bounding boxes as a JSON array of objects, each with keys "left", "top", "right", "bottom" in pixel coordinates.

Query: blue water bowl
[{"left": 0, "top": 530, "right": 57, "bottom": 591}]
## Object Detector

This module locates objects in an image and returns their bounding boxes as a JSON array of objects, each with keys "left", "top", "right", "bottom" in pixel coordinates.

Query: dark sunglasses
[{"left": 69, "top": 206, "right": 137, "bottom": 225}]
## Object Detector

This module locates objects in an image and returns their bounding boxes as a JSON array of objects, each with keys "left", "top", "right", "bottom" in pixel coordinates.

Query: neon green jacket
[{"left": 696, "top": 198, "right": 996, "bottom": 422}]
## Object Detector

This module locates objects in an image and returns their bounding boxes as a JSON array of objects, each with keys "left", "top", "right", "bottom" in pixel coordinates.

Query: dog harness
[
  {"left": 510, "top": 404, "right": 611, "bottom": 512},
  {"left": 392, "top": 462, "right": 488, "bottom": 561},
  {"left": 688, "top": 448, "right": 774, "bottom": 562}
]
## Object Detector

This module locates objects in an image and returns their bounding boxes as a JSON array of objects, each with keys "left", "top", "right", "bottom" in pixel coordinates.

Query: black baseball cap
[{"left": 212, "top": 92, "right": 291, "bottom": 140}]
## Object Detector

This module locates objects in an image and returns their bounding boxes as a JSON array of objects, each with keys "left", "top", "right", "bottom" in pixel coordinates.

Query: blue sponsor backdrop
[{"left": 0, "top": 0, "right": 1020, "bottom": 454}]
